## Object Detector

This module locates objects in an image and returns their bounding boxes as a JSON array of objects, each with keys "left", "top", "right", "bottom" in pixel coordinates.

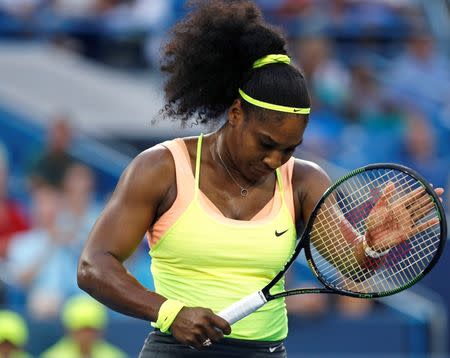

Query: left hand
[{"left": 364, "top": 182, "right": 443, "bottom": 252}]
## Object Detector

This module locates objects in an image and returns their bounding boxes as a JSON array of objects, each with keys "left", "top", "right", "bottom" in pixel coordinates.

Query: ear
[{"left": 227, "top": 99, "right": 245, "bottom": 127}]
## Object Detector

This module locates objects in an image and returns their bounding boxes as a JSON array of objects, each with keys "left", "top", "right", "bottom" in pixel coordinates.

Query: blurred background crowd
[{"left": 0, "top": 0, "right": 449, "bottom": 357}]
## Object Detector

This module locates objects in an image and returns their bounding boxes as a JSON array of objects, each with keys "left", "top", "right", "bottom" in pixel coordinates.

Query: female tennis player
[{"left": 77, "top": 1, "right": 444, "bottom": 357}]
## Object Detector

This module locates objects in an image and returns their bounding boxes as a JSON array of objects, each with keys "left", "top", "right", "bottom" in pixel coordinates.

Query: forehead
[{"left": 247, "top": 112, "right": 308, "bottom": 145}]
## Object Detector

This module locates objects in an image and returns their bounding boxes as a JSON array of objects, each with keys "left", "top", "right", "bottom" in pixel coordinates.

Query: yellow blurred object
[
  {"left": 62, "top": 295, "right": 107, "bottom": 331},
  {"left": 0, "top": 310, "right": 28, "bottom": 346}
]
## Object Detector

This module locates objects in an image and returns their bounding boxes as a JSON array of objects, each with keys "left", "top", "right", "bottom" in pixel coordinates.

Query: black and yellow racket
[{"left": 218, "top": 163, "right": 447, "bottom": 325}]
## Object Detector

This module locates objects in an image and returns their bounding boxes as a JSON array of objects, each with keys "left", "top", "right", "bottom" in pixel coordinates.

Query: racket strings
[
  {"left": 314, "top": 233, "right": 438, "bottom": 283},
  {"left": 325, "top": 172, "right": 418, "bottom": 226},
  {"left": 312, "top": 199, "right": 437, "bottom": 270},
  {"left": 313, "top": 196, "right": 438, "bottom": 288},
  {"left": 313, "top": 227, "right": 436, "bottom": 293},
  {"left": 308, "top": 168, "right": 441, "bottom": 294},
  {"left": 343, "top": 239, "right": 439, "bottom": 293}
]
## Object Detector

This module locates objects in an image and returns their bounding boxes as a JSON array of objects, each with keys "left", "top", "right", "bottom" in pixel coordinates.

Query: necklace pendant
[{"left": 240, "top": 188, "right": 248, "bottom": 197}]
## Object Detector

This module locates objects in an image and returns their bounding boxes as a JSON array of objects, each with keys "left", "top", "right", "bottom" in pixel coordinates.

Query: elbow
[{"left": 77, "top": 256, "right": 96, "bottom": 294}]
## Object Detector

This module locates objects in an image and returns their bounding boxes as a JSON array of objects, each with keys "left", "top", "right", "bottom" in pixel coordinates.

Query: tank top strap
[
  {"left": 275, "top": 167, "right": 285, "bottom": 205},
  {"left": 194, "top": 133, "right": 203, "bottom": 199}
]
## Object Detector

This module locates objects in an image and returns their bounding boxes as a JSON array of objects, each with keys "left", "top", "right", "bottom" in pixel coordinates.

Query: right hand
[{"left": 170, "top": 307, "right": 231, "bottom": 349}]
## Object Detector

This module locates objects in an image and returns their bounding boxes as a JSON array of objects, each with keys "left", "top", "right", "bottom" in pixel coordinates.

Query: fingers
[
  {"left": 410, "top": 201, "right": 435, "bottom": 222},
  {"left": 209, "top": 313, "right": 232, "bottom": 336},
  {"left": 434, "top": 187, "right": 444, "bottom": 202},
  {"left": 396, "top": 187, "right": 426, "bottom": 208},
  {"left": 434, "top": 187, "right": 444, "bottom": 195},
  {"left": 193, "top": 311, "right": 230, "bottom": 349},
  {"left": 407, "top": 194, "right": 433, "bottom": 216},
  {"left": 171, "top": 307, "right": 230, "bottom": 350},
  {"left": 410, "top": 218, "right": 440, "bottom": 236}
]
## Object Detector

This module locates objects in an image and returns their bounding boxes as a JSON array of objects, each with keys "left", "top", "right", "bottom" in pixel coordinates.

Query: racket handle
[{"left": 217, "top": 291, "right": 267, "bottom": 325}]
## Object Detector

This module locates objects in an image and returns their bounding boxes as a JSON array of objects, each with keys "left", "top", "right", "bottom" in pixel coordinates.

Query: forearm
[{"left": 77, "top": 251, "right": 166, "bottom": 322}]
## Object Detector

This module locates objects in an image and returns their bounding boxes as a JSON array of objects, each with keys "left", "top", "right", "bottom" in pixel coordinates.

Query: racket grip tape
[{"left": 217, "top": 291, "right": 267, "bottom": 325}]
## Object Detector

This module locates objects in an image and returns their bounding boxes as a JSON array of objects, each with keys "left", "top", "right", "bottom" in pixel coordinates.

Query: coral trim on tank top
[{"left": 148, "top": 138, "right": 295, "bottom": 248}]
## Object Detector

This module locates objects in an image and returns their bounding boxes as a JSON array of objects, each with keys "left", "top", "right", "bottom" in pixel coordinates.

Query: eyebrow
[{"left": 260, "top": 134, "right": 303, "bottom": 149}]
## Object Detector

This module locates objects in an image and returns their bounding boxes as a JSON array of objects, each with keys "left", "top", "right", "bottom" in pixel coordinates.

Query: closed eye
[
  {"left": 259, "top": 135, "right": 303, "bottom": 153},
  {"left": 284, "top": 146, "right": 297, "bottom": 154},
  {"left": 260, "top": 140, "right": 276, "bottom": 150}
]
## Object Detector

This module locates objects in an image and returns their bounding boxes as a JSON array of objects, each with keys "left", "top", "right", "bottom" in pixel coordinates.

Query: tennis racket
[{"left": 218, "top": 163, "right": 447, "bottom": 325}]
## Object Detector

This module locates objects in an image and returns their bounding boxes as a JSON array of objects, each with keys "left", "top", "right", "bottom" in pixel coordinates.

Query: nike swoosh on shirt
[
  {"left": 269, "top": 343, "right": 283, "bottom": 353},
  {"left": 274, "top": 229, "right": 289, "bottom": 237}
]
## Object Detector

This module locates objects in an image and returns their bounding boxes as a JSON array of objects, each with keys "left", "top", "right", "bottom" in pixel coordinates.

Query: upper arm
[
  {"left": 292, "top": 159, "right": 332, "bottom": 226},
  {"left": 81, "top": 145, "right": 175, "bottom": 263}
]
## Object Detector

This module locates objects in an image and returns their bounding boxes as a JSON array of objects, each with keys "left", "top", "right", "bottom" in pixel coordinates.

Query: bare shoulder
[
  {"left": 291, "top": 158, "right": 332, "bottom": 223},
  {"left": 115, "top": 144, "right": 176, "bottom": 205},
  {"left": 292, "top": 158, "right": 331, "bottom": 189},
  {"left": 131, "top": 144, "right": 174, "bottom": 177}
]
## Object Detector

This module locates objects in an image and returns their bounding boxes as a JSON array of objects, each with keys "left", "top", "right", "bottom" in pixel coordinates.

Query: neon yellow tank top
[{"left": 150, "top": 134, "right": 297, "bottom": 341}]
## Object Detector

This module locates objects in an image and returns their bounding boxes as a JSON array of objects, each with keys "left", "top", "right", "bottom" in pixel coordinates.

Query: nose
[{"left": 263, "top": 151, "right": 283, "bottom": 170}]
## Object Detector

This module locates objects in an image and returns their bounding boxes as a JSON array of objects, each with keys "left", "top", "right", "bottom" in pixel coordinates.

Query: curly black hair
[{"left": 160, "top": 0, "right": 310, "bottom": 124}]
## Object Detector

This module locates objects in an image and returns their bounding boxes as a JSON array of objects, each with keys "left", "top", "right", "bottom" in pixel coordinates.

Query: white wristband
[{"left": 362, "top": 234, "right": 390, "bottom": 258}]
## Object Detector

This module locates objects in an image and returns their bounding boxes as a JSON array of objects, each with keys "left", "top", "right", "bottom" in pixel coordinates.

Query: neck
[
  {"left": 215, "top": 132, "right": 247, "bottom": 185},
  {"left": 214, "top": 129, "right": 264, "bottom": 190}
]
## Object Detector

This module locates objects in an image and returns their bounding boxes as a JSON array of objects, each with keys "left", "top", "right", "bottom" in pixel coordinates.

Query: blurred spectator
[
  {"left": 387, "top": 26, "right": 450, "bottom": 122},
  {"left": 0, "top": 310, "right": 31, "bottom": 358},
  {"left": 399, "top": 113, "right": 449, "bottom": 194},
  {"left": 0, "top": 0, "right": 41, "bottom": 18},
  {"left": 324, "top": 57, "right": 409, "bottom": 167},
  {"left": 29, "top": 114, "right": 75, "bottom": 189},
  {"left": 57, "top": 163, "right": 99, "bottom": 258},
  {"left": 346, "top": 58, "right": 385, "bottom": 123},
  {"left": 6, "top": 163, "right": 99, "bottom": 317},
  {"left": 295, "top": 36, "right": 350, "bottom": 111},
  {"left": 6, "top": 184, "right": 79, "bottom": 319},
  {"left": 49, "top": 0, "right": 95, "bottom": 18},
  {"left": 0, "top": 144, "right": 29, "bottom": 305},
  {"left": 294, "top": 36, "right": 349, "bottom": 161},
  {"left": 0, "top": 143, "right": 29, "bottom": 260},
  {"left": 41, "top": 295, "right": 126, "bottom": 358},
  {"left": 44, "top": 0, "right": 171, "bottom": 68}
]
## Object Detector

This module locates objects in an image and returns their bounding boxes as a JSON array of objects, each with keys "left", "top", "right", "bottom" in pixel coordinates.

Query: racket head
[{"left": 302, "top": 163, "right": 446, "bottom": 299}]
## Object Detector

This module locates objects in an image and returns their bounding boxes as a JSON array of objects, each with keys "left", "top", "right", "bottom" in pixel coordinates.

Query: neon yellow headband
[
  {"left": 252, "top": 54, "right": 291, "bottom": 68},
  {"left": 239, "top": 54, "right": 311, "bottom": 114}
]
